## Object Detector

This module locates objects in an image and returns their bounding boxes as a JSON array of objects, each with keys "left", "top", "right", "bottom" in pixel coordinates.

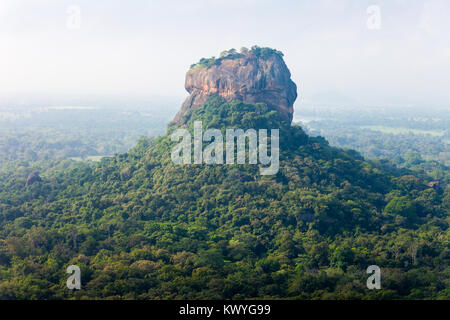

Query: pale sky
[{"left": 1, "top": 0, "right": 450, "bottom": 108}]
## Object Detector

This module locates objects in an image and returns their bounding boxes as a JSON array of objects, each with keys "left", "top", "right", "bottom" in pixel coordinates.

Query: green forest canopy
[{"left": 0, "top": 96, "right": 448, "bottom": 299}]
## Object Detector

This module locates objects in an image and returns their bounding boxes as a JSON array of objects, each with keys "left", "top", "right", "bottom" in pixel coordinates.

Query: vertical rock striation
[{"left": 173, "top": 47, "right": 298, "bottom": 124}]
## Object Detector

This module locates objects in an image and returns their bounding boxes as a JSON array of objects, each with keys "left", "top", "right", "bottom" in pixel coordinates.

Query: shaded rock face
[
  {"left": 174, "top": 50, "right": 298, "bottom": 124},
  {"left": 25, "top": 172, "right": 42, "bottom": 187}
]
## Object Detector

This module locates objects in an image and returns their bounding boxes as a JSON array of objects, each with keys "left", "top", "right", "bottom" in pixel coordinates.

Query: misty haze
[{"left": 0, "top": 0, "right": 448, "bottom": 308}]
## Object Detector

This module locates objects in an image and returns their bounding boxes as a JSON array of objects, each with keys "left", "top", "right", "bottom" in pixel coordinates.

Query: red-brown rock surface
[
  {"left": 173, "top": 48, "right": 298, "bottom": 124},
  {"left": 25, "top": 172, "right": 42, "bottom": 187}
]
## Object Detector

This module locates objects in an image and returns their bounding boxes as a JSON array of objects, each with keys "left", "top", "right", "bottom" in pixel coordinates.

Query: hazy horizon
[{"left": 1, "top": 0, "right": 450, "bottom": 109}]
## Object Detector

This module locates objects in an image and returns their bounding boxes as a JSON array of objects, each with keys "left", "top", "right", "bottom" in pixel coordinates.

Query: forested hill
[{"left": 0, "top": 96, "right": 448, "bottom": 299}]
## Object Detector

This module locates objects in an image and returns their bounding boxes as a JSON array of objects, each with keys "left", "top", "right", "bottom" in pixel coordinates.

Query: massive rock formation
[
  {"left": 25, "top": 172, "right": 42, "bottom": 187},
  {"left": 173, "top": 47, "right": 298, "bottom": 124}
]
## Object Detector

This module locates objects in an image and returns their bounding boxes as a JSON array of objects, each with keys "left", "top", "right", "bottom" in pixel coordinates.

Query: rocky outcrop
[
  {"left": 173, "top": 48, "right": 298, "bottom": 124},
  {"left": 25, "top": 172, "right": 42, "bottom": 187}
]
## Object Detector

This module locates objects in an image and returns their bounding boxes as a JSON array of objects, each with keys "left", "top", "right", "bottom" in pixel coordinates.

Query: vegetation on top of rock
[
  {"left": 177, "top": 46, "right": 296, "bottom": 124},
  {"left": 190, "top": 46, "right": 284, "bottom": 69}
]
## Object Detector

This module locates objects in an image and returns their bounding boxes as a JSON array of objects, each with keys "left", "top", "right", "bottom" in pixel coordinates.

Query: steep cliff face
[
  {"left": 25, "top": 172, "right": 42, "bottom": 187},
  {"left": 173, "top": 48, "right": 298, "bottom": 124}
]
